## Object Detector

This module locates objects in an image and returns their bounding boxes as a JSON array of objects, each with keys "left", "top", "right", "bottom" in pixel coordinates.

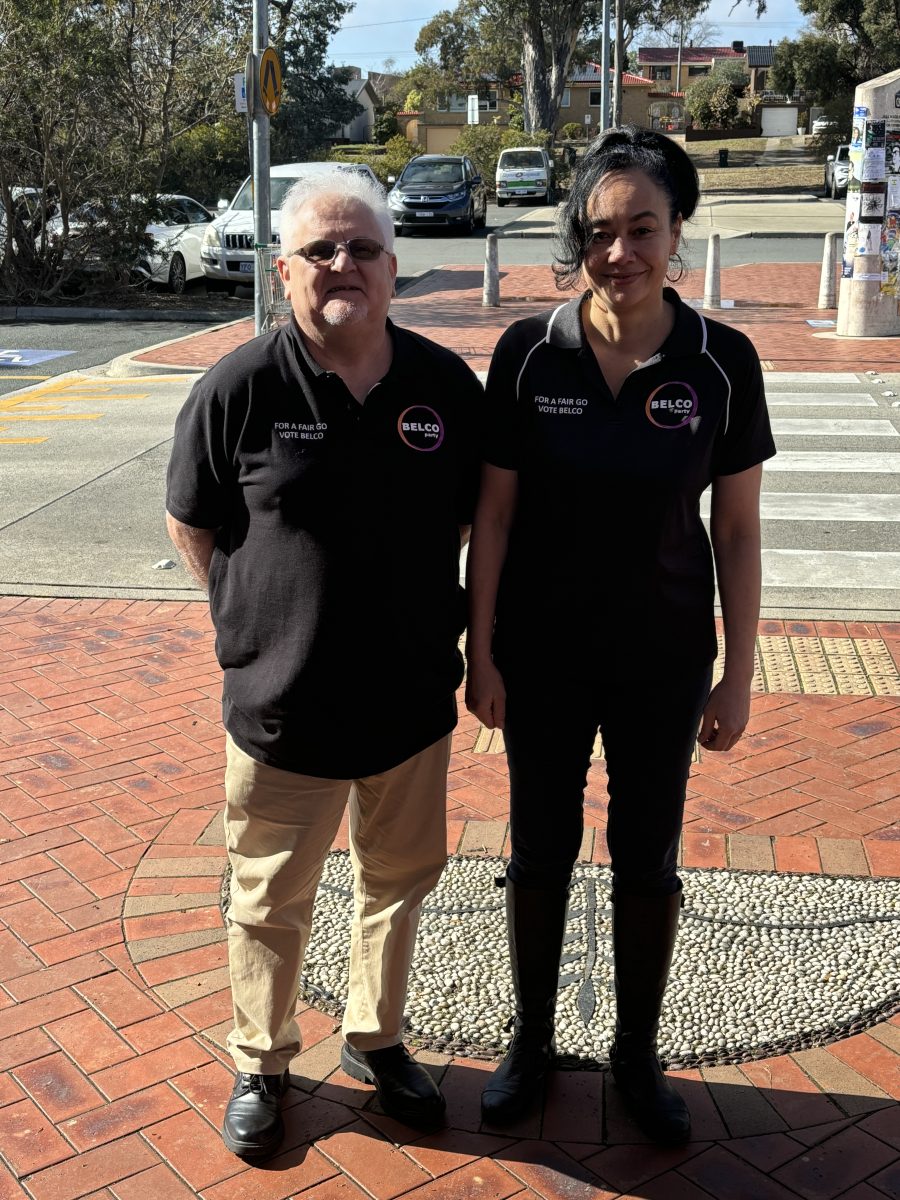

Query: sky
[{"left": 327, "top": 0, "right": 809, "bottom": 72}]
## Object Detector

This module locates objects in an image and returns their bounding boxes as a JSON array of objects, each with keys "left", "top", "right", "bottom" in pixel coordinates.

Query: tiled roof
[
  {"left": 637, "top": 46, "right": 747, "bottom": 63},
  {"left": 748, "top": 45, "right": 776, "bottom": 67}
]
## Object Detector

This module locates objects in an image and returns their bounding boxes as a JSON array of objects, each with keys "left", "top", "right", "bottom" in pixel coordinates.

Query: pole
[
  {"left": 600, "top": 0, "right": 611, "bottom": 131},
  {"left": 818, "top": 231, "right": 840, "bottom": 310},
  {"left": 483, "top": 233, "right": 499, "bottom": 307},
  {"left": 703, "top": 233, "right": 721, "bottom": 309},
  {"left": 613, "top": 0, "right": 624, "bottom": 128},
  {"left": 252, "top": 0, "right": 271, "bottom": 337},
  {"left": 676, "top": 18, "right": 684, "bottom": 100}
]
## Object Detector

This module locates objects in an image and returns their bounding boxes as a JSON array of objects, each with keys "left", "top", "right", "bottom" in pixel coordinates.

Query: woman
[{"left": 465, "top": 126, "right": 775, "bottom": 1145}]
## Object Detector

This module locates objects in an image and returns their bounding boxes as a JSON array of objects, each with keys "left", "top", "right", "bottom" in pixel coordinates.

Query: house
[
  {"left": 402, "top": 64, "right": 655, "bottom": 152},
  {"left": 562, "top": 63, "right": 656, "bottom": 130},
  {"left": 636, "top": 43, "right": 748, "bottom": 94},
  {"left": 331, "top": 67, "right": 379, "bottom": 143},
  {"left": 747, "top": 44, "right": 776, "bottom": 95}
]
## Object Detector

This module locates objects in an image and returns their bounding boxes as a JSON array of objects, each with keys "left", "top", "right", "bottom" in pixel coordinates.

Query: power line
[{"left": 339, "top": 16, "right": 432, "bottom": 30}]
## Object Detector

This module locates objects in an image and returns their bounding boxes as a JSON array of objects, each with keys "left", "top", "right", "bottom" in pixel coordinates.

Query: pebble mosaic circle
[{"left": 223, "top": 853, "right": 900, "bottom": 1069}]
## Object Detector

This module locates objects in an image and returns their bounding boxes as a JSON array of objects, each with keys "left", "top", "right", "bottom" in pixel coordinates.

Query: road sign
[
  {"left": 258, "top": 47, "right": 282, "bottom": 116},
  {"left": 234, "top": 72, "right": 247, "bottom": 113},
  {"left": 584, "top": 113, "right": 592, "bottom": 125},
  {"left": 467, "top": 94, "right": 479, "bottom": 125}
]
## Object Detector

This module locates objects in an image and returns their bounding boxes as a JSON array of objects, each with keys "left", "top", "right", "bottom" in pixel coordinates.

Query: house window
[
  {"left": 478, "top": 88, "right": 498, "bottom": 111},
  {"left": 650, "top": 66, "right": 671, "bottom": 81},
  {"left": 560, "top": 88, "right": 571, "bottom": 108},
  {"left": 589, "top": 89, "right": 601, "bottom": 106},
  {"left": 688, "top": 65, "right": 709, "bottom": 76},
  {"left": 436, "top": 94, "right": 467, "bottom": 112}
]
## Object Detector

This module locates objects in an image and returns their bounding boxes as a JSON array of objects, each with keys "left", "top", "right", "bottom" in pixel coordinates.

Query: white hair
[{"left": 280, "top": 168, "right": 394, "bottom": 252}]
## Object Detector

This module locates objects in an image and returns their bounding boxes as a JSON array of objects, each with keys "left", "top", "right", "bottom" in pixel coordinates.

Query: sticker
[
  {"left": 843, "top": 192, "right": 860, "bottom": 275},
  {"left": 848, "top": 147, "right": 863, "bottom": 191},
  {"left": 867, "top": 119, "right": 886, "bottom": 148},
  {"left": 889, "top": 177, "right": 900, "bottom": 209},
  {"left": 806, "top": 319, "right": 836, "bottom": 327},
  {"left": 853, "top": 271, "right": 884, "bottom": 281},
  {"left": 863, "top": 147, "right": 886, "bottom": 182},
  {"left": 859, "top": 188, "right": 887, "bottom": 221},
  {"left": 886, "top": 123, "right": 900, "bottom": 177},
  {"left": 857, "top": 223, "right": 882, "bottom": 254},
  {"left": 881, "top": 211, "right": 900, "bottom": 296},
  {"left": 0, "top": 349, "right": 74, "bottom": 367},
  {"left": 851, "top": 120, "right": 865, "bottom": 150}
]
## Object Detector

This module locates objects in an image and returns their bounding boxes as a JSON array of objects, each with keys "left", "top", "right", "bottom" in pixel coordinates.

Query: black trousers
[{"left": 502, "top": 661, "right": 714, "bottom": 897}]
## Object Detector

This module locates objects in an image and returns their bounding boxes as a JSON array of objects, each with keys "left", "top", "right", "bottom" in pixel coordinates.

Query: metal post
[
  {"left": 252, "top": 0, "right": 271, "bottom": 337},
  {"left": 600, "top": 0, "right": 611, "bottom": 131},
  {"left": 483, "top": 233, "right": 499, "bottom": 307},
  {"left": 818, "top": 231, "right": 841, "bottom": 310},
  {"left": 703, "top": 233, "right": 721, "bottom": 309}
]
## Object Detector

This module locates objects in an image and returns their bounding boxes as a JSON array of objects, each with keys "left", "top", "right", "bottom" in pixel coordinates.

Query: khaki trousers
[{"left": 223, "top": 732, "right": 451, "bottom": 1074}]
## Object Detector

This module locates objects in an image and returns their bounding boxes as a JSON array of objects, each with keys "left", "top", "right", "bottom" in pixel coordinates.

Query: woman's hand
[
  {"left": 698, "top": 676, "right": 751, "bottom": 753},
  {"left": 465, "top": 658, "right": 507, "bottom": 729}
]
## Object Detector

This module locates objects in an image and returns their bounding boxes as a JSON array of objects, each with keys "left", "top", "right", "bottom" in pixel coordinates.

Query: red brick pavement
[
  {"left": 133, "top": 262, "right": 900, "bottom": 376},
  {"left": 0, "top": 596, "right": 898, "bottom": 1199}
]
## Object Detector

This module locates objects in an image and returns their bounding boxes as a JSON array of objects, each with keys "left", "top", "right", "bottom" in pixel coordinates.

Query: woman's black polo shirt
[
  {"left": 483, "top": 288, "right": 776, "bottom": 674},
  {"left": 166, "top": 318, "right": 481, "bottom": 778}
]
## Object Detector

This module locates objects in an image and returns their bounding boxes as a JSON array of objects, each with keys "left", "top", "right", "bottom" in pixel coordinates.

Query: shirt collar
[
  {"left": 287, "top": 315, "right": 399, "bottom": 380},
  {"left": 548, "top": 287, "right": 705, "bottom": 359}
]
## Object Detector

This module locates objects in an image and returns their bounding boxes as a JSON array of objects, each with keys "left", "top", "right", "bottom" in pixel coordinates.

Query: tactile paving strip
[{"left": 474, "top": 636, "right": 900, "bottom": 756}]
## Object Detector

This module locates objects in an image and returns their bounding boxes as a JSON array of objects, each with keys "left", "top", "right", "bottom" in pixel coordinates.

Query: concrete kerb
[
  {"left": 0, "top": 304, "right": 244, "bottom": 323},
  {"left": 103, "top": 316, "right": 251, "bottom": 378}
]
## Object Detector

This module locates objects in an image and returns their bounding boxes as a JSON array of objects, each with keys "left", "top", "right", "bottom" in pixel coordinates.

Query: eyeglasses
[{"left": 287, "top": 238, "right": 386, "bottom": 265}]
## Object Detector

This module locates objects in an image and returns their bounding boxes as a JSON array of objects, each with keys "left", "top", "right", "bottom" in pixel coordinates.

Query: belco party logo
[
  {"left": 397, "top": 405, "right": 445, "bottom": 451},
  {"left": 645, "top": 381, "right": 699, "bottom": 430}
]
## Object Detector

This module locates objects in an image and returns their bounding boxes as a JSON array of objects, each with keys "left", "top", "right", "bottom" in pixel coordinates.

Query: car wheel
[
  {"left": 462, "top": 206, "right": 474, "bottom": 234},
  {"left": 395, "top": 225, "right": 404, "bottom": 238},
  {"left": 475, "top": 203, "right": 487, "bottom": 229},
  {"left": 830, "top": 177, "right": 838, "bottom": 200},
  {"left": 167, "top": 253, "right": 187, "bottom": 295},
  {"left": 497, "top": 196, "right": 507, "bottom": 207}
]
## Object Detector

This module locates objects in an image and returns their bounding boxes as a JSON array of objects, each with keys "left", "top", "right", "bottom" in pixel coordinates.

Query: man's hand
[
  {"left": 698, "top": 676, "right": 751, "bottom": 753},
  {"left": 465, "top": 658, "right": 507, "bottom": 730}
]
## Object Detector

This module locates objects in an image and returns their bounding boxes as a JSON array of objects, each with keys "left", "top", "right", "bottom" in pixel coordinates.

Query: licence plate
[
  {"left": 239, "top": 261, "right": 254, "bottom": 274},
  {"left": 416, "top": 211, "right": 434, "bottom": 218}
]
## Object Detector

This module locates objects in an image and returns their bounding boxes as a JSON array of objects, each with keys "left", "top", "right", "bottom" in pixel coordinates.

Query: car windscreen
[
  {"left": 498, "top": 151, "right": 544, "bottom": 171},
  {"left": 232, "top": 177, "right": 307, "bottom": 211},
  {"left": 836, "top": 145, "right": 849, "bottom": 162},
  {"left": 401, "top": 162, "right": 464, "bottom": 186}
]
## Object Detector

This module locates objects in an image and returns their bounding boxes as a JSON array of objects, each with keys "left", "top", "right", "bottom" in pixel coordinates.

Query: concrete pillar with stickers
[{"left": 836, "top": 67, "right": 900, "bottom": 337}]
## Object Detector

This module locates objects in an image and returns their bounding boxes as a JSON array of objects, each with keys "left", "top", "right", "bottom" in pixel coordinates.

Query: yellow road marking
[
  {"left": 0, "top": 374, "right": 51, "bottom": 380},
  {"left": 0, "top": 413, "right": 102, "bottom": 421},
  {"left": 0, "top": 437, "right": 47, "bottom": 444}
]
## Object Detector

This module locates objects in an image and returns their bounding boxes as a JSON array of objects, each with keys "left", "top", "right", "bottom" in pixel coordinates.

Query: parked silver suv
[{"left": 824, "top": 145, "right": 850, "bottom": 199}]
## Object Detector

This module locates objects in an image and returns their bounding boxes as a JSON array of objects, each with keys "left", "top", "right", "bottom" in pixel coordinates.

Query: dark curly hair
[{"left": 553, "top": 125, "right": 700, "bottom": 291}]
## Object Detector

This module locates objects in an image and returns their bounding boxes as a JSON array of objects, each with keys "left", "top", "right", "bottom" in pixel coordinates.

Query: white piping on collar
[
  {"left": 515, "top": 302, "right": 568, "bottom": 402},
  {"left": 697, "top": 312, "right": 731, "bottom": 435}
]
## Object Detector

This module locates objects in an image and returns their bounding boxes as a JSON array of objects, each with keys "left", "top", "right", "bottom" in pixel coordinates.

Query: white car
[
  {"left": 201, "top": 161, "right": 381, "bottom": 292},
  {"left": 495, "top": 146, "right": 555, "bottom": 206},
  {"left": 45, "top": 193, "right": 214, "bottom": 293}
]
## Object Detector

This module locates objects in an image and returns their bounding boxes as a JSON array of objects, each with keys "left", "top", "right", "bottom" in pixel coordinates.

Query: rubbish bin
[{"left": 718, "top": 148, "right": 729, "bottom": 167}]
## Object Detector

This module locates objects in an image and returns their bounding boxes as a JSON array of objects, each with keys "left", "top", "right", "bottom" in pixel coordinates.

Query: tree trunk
[{"left": 521, "top": 5, "right": 548, "bottom": 133}]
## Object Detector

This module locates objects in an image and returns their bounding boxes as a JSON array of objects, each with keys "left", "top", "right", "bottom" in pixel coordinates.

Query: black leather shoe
[
  {"left": 481, "top": 1022, "right": 555, "bottom": 1124},
  {"left": 610, "top": 1044, "right": 691, "bottom": 1146},
  {"left": 222, "top": 1070, "right": 289, "bottom": 1159},
  {"left": 341, "top": 1042, "right": 446, "bottom": 1129}
]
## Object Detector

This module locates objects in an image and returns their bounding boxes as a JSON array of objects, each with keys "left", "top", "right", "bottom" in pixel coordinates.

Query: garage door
[{"left": 761, "top": 107, "right": 798, "bottom": 136}]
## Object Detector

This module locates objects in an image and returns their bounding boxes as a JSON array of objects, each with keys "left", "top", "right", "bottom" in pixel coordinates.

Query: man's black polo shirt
[
  {"left": 483, "top": 288, "right": 776, "bottom": 674},
  {"left": 166, "top": 318, "right": 481, "bottom": 778}
]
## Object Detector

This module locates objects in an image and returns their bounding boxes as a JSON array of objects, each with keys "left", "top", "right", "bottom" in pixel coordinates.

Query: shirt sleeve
[
  {"left": 482, "top": 323, "right": 529, "bottom": 471},
  {"left": 165, "top": 376, "right": 234, "bottom": 529},
  {"left": 712, "top": 343, "right": 777, "bottom": 477}
]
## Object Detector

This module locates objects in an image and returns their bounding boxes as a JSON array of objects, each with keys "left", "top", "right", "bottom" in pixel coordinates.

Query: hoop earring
[{"left": 666, "top": 252, "right": 685, "bottom": 283}]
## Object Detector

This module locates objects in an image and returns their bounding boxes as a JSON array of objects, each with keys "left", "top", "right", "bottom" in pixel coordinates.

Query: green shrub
[
  {"left": 561, "top": 122, "right": 583, "bottom": 141},
  {"left": 329, "top": 134, "right": 421, "bottom": 185},
  {"left": 374, "top": 112, "right": 399, "bottom": 144}
]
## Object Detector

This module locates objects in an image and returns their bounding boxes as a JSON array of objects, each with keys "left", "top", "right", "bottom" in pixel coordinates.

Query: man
[{"left": 166, "top": 171, "right": 480, "bottom": 1160}]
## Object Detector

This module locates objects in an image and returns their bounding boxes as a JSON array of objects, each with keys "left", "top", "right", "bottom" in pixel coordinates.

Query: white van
[
  {"left": 495, "top": 147, "right": 554, "bottom": 207},
  {"left": 200, "top": 161, "right": 380, "bottom": 291}
]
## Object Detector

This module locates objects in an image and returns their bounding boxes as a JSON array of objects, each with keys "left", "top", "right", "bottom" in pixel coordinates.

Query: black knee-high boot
[
  {"left": 609, "top": 888, "right": 691, "bottom": 1145},
  {"left": 480, "top": 880, "right": 569, "bottom": 1125}
]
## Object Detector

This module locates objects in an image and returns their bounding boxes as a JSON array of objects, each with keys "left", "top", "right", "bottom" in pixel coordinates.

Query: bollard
[
  {"left": 703, "top": 232, "right": 721, "bottom": 309},
  {"left": 482, "top": 233, "right": 499, "bottom": 308},
  {"left": 817, "top": 230, "right": 841, "bottom": 310}
]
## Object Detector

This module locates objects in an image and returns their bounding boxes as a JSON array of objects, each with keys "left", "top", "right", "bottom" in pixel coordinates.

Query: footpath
[{"left": 0, "top": 218, "right": 897, "bottom": 1200}]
